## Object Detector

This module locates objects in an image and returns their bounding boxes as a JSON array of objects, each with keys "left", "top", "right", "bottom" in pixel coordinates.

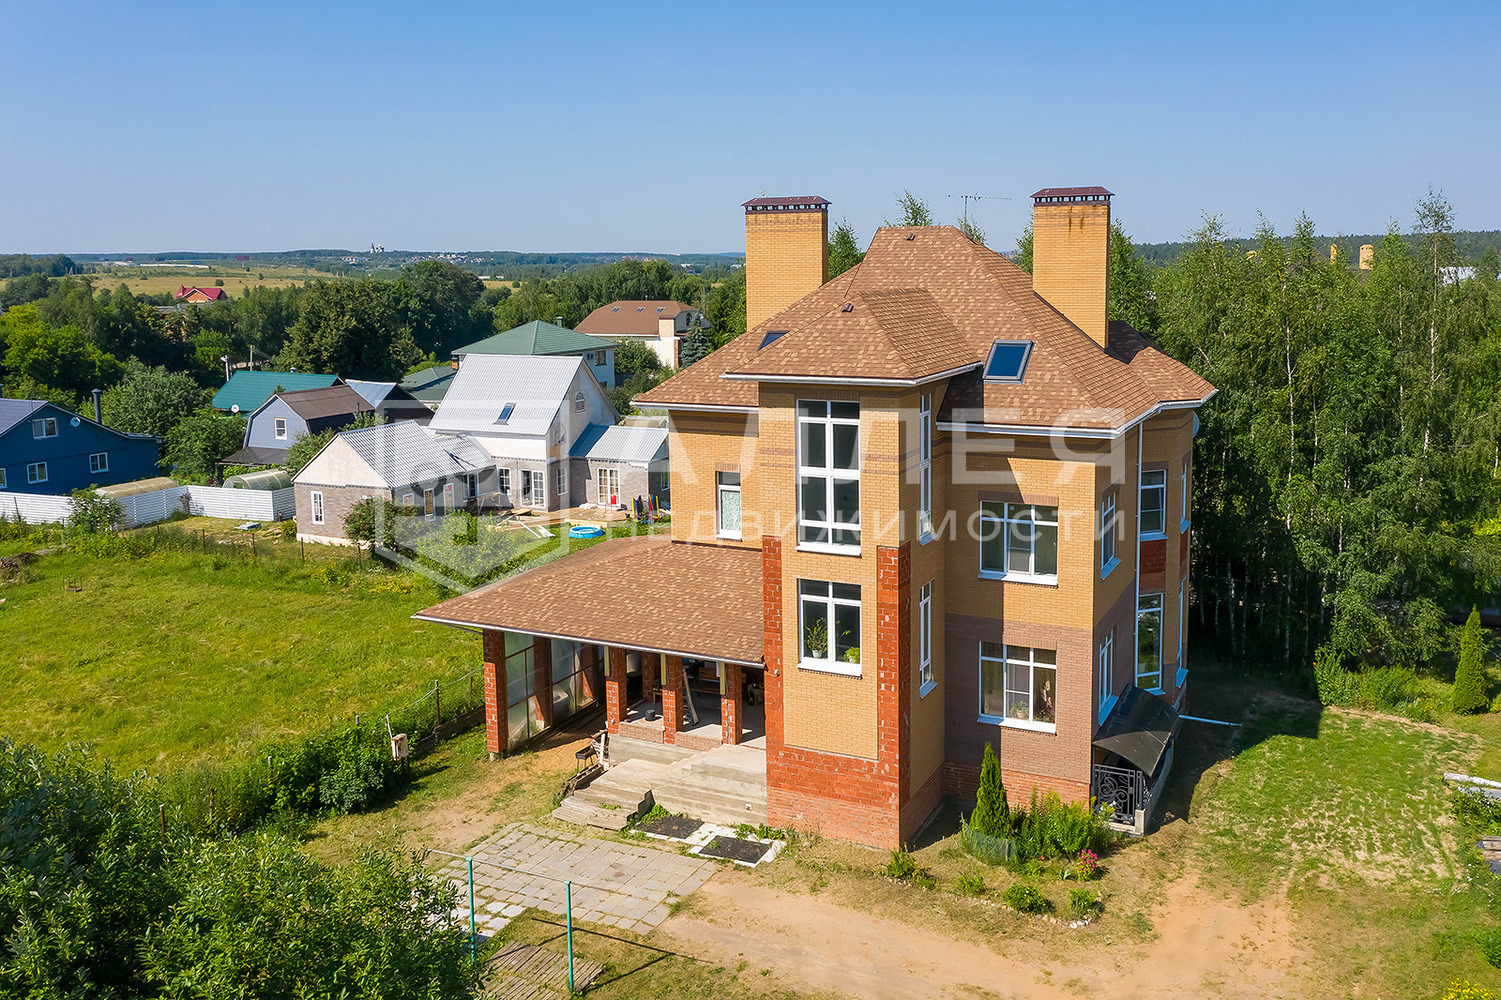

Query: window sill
[
  {"left": 918, "top": 530, "right": 935, "bottom": 546},
  {"left": 1176, "top": 666, "right": 1188, "bottom": 689},
  {"left": 1138, "top": 531, "right": 1166, "bottom": 542},
  {"left": 1180, "top": 519, "right": 1191, "bottom": 534},
  {"left": 798, "top": 658, "right": 862, "bottom": 677},
  {"left": 1097, "top": 694, "right": 1118, "bottom": 726},
  {"left": 716, "top": 531, "right": 743, "bottom": 541},
  {"left": 919, "top": 678, "right": 937, "bottom": 699},
  {"left": 1100, "top": 557, "right": 1121, "bottom": 580},
  {"left": 796, "top": 542, "right": 861, "bottom": 557},
  {"left": 977, "top": 570, "right": 1058, "bottom": 587},
  {"left": 979, "top": 714, "right": 1057, "bottom": 734}
]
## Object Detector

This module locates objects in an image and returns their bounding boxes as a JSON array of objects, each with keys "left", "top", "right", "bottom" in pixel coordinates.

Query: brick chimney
[
  {"left": 1030, "top": 186, "right": 1112, "bottom": 347},
  {"left": 743, "top": 196, "right": 830, "bottom": 331}
]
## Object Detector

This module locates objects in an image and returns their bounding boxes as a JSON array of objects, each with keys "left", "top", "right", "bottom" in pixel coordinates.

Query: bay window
[
  {"left": 799, "top": 580, "right": 861, "bottom": 674},
  {"left": 797, "top": 400, "right": 860, "bottom": 550},
  {"left": 980, "top": 643, "right": 1057, "bottom": 729},
  {"left": 979, "top": 502, "right": 1058, "bottom": 581}
]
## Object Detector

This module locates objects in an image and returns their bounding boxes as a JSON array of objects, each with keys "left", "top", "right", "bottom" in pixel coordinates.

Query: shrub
[
  {"left": 1481, "top": 927, "right": 1501, "bottom": 969},
  {"left": 67, "top": 489, "right": 124, "bottom": 534},
  {"left": 1357, "top": 666, "right": 1417, "bottom": 710},
  {"left": 956, "top": 873, "right": 986, "bottom": 897},
  {"left": 961, "top": 816, "right": 1017, "bottom": 865},
  {"left": 971, "top": 743, "right": 1010, "bottom": 837},
  {"left": 1454, "top": 607, "right": 1489, "bottom": 714},
  {"left": 1453, "top": 789, "right": 1501, "bottom": 833},
  {"left": 1067, "top": 888, "right": 1100, "bottom": 920},
  {"left": 1001, "top": 884, "right": 1050, "bottom": 914},
  {"left": 1313, "top": 651, "right": 1358, "bottom": 706},
  {"left": 280, "top": 519, "right": 296, "bottom": 541},
  {"left": 884, "top": 850, "right": 935, "bottom": 889}
]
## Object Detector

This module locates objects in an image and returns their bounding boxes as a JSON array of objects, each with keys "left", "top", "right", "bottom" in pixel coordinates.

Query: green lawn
[{"left": 0, "top": 527, "right": 470, "bottom": 768}]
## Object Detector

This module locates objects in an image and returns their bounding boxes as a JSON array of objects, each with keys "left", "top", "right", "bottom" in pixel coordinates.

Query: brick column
[
  {"left": 579, "top": 644, "right": 600, "bottom": 707},
  {"left": 533, "top": 636, "right": 554, "bottom": 732},
  {"left": 876, "top": 543, "right": 911, "bottom": 802},
  {"left": 662, "top": 655, "right": 684, "bottom": 743},
  {"left": 641, "top": 650, "right": 657, "bottom": 708},
  {"left": 761, "top": 536, "right": 784, "bottom": 759},
  {"left": 605, "top": 645, "right": 627, "bottom": 733},
  {"left": 483, "top": 630, "right": 507, "bottom": 759},
  {"left": 721, "top": 661, "right": 743, "bottom": 745}
]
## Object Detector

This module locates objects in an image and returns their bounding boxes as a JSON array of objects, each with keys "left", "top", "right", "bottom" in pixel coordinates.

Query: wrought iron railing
[{"left": 1093, "top": 763, "right": 1147, "bottom": 822}]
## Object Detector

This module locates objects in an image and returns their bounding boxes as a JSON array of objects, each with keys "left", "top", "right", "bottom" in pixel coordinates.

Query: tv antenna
[{"left": 947, "top": 193, "right": 1011, "bottom": 224}]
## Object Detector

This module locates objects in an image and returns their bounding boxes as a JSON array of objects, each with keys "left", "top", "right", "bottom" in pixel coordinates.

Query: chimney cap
[
  {"left": 1031, "top": 186, "right": 1113, "bottom": 204},
  {"left": 743, "top": 196, "right": 831, "bottom": 212}
]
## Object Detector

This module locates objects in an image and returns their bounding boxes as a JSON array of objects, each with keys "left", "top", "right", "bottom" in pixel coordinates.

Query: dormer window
[
  {"left": 496, "top": 403, "right": 515, "bottom": 424},
  {"left": 759, "top": 330, "right": 788, "bottom": 350},
  {"left": 635, "top": 306, "right": 644, "bottom": 312},
  {"left": 984, "top": 340, "right": 1033, "bottom": 383},
  {"left": 655, "top": 306, "right": 664, "bottom": 313}
]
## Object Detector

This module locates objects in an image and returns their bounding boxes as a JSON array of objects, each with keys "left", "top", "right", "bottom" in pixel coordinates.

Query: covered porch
[
  {"left": 416, "top": 535, "right": 765, "bottom": 757},
  {"left": 1092, "top": 684, "right": 1181, "bottom": 835}
]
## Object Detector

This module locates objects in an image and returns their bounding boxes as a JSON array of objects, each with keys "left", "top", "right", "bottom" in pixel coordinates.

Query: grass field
[{"left": 7, "top": 265, "right": 332, "bottom": 298}]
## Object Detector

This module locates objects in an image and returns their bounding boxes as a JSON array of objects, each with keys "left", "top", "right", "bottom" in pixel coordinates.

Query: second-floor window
[
  {"left": 717, "top": 472, "right": 741, "bottom": 538},
  {"left": 32, "top": 417, "right": 57, "bottom": 439},
  {"left": 799, "top": 579, "right": 861, "bottom": 673},
  {"left": 1100, "top": 493, "right": 1118, "bottom": 575},
  {"left": 979, "top": 502, "right": 1058, "bottom": 581},
  {"left": 918, "top": 393, "right": 932, "bottom": 538},
  {"left": 274, "top": 417, "right": 287, "bottom": 440},
  {"left": 89, "top": 452, "right": 109, "bottom": 474},
  {"left": 1181, "top": 463, "right": 1191, "bottom": 530},
  {"left": 573, "top": 391, "right": 585, "bottom": 413},
  {"left": 1140, "top": 469, "right": 1167, "bottom": 537},
  {"left": 1137, "top": 593, "right": 1163, "bottom": 690},
  {"left": 797, "top": 400, "right": 860, "bottom": 550}
]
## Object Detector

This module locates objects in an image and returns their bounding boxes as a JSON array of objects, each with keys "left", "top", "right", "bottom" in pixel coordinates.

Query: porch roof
[
  {"left": 1093, "top": 685, "right": 1180, "bottom": 775},
  {"left": 414, "top": 535, "right": 764, "bottom": 666}
]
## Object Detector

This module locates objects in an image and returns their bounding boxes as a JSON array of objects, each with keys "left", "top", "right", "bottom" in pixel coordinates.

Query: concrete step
[
  {"left": 550, "top": 800, "right": 632, "bottom": 831},
  {"left": 606, "top": 736, "right": 698, "bottom": 767},
  {"left": 650, "top": 781, "right": 767, "bottom": 827}
]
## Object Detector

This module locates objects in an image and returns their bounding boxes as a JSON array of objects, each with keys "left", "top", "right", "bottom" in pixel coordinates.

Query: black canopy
[{"left": 1093, "top": 685, "right": 1179, "bottom": 775}]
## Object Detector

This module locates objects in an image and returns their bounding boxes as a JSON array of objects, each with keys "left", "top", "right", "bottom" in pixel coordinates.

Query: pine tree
[
  {"left": 970, "top": 743, "right": 1010, "bottom": 837},
  {"left": 1453, "top": 607, "right": 1489, "bottom": 713}
]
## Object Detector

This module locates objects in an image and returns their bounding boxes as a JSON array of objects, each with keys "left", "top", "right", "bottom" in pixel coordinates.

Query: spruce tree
[
  {"left": 1453, "top": 607, "right": 1489, "bottom": 713},
  {"left": 971, "top": 743, "right": 1010, "bottom": 837}
]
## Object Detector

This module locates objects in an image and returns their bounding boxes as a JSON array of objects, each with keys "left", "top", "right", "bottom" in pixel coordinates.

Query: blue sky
[{"left": 3, "top": 1, "right": 1497, "bottom": 254}]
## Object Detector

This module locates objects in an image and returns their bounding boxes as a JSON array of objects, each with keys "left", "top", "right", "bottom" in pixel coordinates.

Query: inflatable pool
[{"left": 567, "top": 525, "right": 605, "bottom": 539}]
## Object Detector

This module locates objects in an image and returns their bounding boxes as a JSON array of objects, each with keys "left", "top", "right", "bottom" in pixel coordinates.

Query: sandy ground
[{"left": 658, "top": 872, "right": 1304, "bottom": 1000}]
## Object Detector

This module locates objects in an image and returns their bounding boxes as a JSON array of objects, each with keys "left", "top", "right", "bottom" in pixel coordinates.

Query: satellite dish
[
  {"left": 231, "top": 404, "right": 240, "bottom": 413},
  {"left": 70, "top": 416, "right": 82, "bottom": 427}
]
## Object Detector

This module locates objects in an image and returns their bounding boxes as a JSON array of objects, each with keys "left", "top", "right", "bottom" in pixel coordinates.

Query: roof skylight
[
  {"left": 496, "top": 403, "right": 515, "bottom": 424},
  {"left": 984, "top": 340, "right": 1033, "bottom": 383},
  {"left": 759, "top": 330, "right": 788, "bottom": 350}
]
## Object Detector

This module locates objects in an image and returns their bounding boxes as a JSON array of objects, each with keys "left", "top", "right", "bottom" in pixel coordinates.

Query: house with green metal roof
[
  {"left": 210, "top": 371, "right": 340, "bottom": 414},
  {"left": 452, "top": 320, "right": 615, "bottom": 388},
  {"left": 400, "top": 365, "right": 458, "bottom": 410}
]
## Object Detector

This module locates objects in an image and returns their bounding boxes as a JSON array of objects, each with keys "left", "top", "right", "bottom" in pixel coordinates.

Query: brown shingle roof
[
  {"left": 639, "top": 225, "right": 1214, "bottom": 431},
  {"left": 277, "top": 384, "right": 374, "bottom": 421},
  {"left": 576, "top": 300, "right": 694, "bottom": 338},
  {"left": 415, "top": 536, "right": 764, "bottom": 665}
]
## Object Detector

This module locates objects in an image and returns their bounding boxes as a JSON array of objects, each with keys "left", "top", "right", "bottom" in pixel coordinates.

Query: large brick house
[{"left": 418, "top": 187, "right": 1215, "bottom": 847}]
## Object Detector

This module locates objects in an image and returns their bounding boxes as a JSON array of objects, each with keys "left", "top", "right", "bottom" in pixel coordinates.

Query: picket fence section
[{"left": 2, "top": 484, "right": 296, "bottom": 527}]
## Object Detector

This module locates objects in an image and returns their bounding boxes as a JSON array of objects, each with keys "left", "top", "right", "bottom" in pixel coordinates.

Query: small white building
[{"left": 574, "top": 299, "right": 704, "bottom": 369}]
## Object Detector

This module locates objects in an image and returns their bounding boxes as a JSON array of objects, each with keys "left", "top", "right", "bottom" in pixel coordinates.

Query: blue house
[
  {"left": 220, "top": 384, "right": 375, "bottom": 466},
  {"left": 0, "top": 399, "right": 160, "bottom": 495}
]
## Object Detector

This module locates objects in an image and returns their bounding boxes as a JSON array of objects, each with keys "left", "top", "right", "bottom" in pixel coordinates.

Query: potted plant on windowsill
[
  {"left": 804, "top": 619, "right": 828, "bottom": 659},
  {"left": 842, "top": 647, "right": 861, "bottom": 664}
]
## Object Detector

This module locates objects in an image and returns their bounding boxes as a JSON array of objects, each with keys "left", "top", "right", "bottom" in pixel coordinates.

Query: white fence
[{"left": 2, "top": 484, "right": 295, "bottom": 528}]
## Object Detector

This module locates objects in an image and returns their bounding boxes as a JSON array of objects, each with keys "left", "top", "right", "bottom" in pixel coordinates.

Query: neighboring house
[
  {"left": 344, "top": 380, "right": 434, "bottom": 425},
  {"left": 220, "top": 384, "right": 374, "bottom": 466},
  {"left": 175, "top": 285, "right": 229, "bottom": 303},
  {"left": 453, "top": 320, "right": 616, "bottom": 388},
  {"left": 569, "top": 418, "right": 668, "bottom": 508},
  {"left": 426, "top": 354, "right": 617, "bottom": 512},
  {"left": 417, "top": 187, "right": 1215, "bottom": 848},
  {"left": 211, "top": 370, "right": 340, "bottom": 414},
  {"left": 575, "top": 300, "right": 702, "bottom": 369},
  {"left": 0, "top": 399, "right": 159, "bottom": 495},
  {"left": 292, "top": 421, "right": 493, "bottom": 544},
  {"left": 400, "top": 365, "right": 457, "bottom": 411}
]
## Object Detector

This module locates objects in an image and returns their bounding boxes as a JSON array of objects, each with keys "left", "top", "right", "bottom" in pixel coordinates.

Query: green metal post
[
  {"left": 566, "top": 880, "right": 575, "bottom": 993},
  {"left": 468, "top": 857, "right": 476, "bottom": 963}
]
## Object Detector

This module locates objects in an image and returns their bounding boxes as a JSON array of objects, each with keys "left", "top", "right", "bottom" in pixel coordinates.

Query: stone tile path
[{"left": 439, "top": 823, "right": 717, "bottom": 938}]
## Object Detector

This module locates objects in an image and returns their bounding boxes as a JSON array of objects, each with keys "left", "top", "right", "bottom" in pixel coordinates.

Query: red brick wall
[
  {"left": 1141, "top": 537, "right": 1167, "bottom": 575},
  {"left": 942, "top": 760, "right": 1090, "bottom": 806},
  {"left": 722, "top": 662, "right": 743, "bottom": 745},
  {"left": 663, "top": 655, "right": 684, "bottom": 743},
  {"left": 483, "top": 630, "right": 504, "bottom": 755}
]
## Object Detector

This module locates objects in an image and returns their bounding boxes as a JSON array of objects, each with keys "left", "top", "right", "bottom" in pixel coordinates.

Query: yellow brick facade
[
  {"left": 745, "top": 208, "right": 828, "bottom": 331},
  {"left": 1031, "top": 200, "right": 1110, "bottom": 346}
]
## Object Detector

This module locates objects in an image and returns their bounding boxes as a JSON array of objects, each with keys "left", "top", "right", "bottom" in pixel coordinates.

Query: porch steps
[
  {"left": 649, "top": 744, "right": 768, "bottom": 827},
  {"left": 605, "top": 736, "right": 698, "bottom": 767},
  {"left": 551, "top": 758, "right": 666, "bottom": 831}
]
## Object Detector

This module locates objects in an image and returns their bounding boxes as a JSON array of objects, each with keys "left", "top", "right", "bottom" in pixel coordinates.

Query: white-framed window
[
  {"left": 1140, "top": 469, "right": 1167, "bottom": 538},
  {"left": 555, "top": 463, "right": 566, "bottom": 499},
  {"left": 442, "top": 482, "right": 455, "bottom": 512},
  {"left": 573, "top": 391, "right": 585, "bottom": 413},
  {"left": 717, "top": 472, "right": 741, "bottom": 538},
  {"left": 89, "top": 452, "right": 109, "bottom": 474},
  {"left": 979, "top": 502, "right": 1059, "bottom": 581},
  {"left": 498, "top": 468, "right": 511, "bottom": 496},
  {"left": 401, "top": 491, "right": 414, "bottom": 508},
  {"left": 273, "top": 417, "right": 287, "bottom": 440},
  {"left": 798, "top": 579, "right": 861, "bottom": 675},
  {"left": 1178, "top": 583, "right": 1187, "bottom": 676},
  {"left": 423, "top": 488, "right": 435, "bottom": 519},
  {"left": 597, "top": 467, "right": 619, "bottom": 505},
  {"left": 1097, "top": 631, "right": 1114, "bottom": 715},
  {"left": 521, "top": 470, "right": 538, "bottom": 506},
  {"left": 1137, "top": 593, "right": 1163, "bottom": 690},
  {"left": 1180, "top": 462, "right": 1191, "bottom": 531},
  {"left": 917, "top": 393, "right": 933, "bottom": 539},
  {"left": 27, "top": 462, "right": 48, "bottom": 485},
  {"left": 31, "top": 417, "right": 57, "bottom": 439},
  {"left": 0, "top": 468, "right": 7, "bottom": 490},
  {"left": 979, "top": 643, "right": 1057, "bottom": 730},
  {"left": 310, "top": 490, "right": 324, "bottom": 524},
  {"left": 797, "top": 400, "right": 860, "bottom": 550},
  {"left": 918, "top": 581, "right": 934, "bottom": 695},
  {"left": 1100, "top": 493, "right": 1118, "bottom": 576}
]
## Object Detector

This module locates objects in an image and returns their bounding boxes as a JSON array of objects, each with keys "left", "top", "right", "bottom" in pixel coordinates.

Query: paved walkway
[{"left": 439, "top": 823, "right": 717, "bottom": 938}]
